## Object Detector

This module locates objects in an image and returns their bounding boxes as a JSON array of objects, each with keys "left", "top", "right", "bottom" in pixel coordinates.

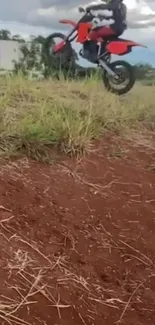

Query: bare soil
[{"left": 0, "top": 133, "right": 155, "bottom": 325}]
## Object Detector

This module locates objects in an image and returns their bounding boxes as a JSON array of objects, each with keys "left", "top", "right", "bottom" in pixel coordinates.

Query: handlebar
[
  {"left": 77, "top": 7, "right": 98, "bottom": 25},
  {"left": 78, "top": 6, "right": 92, "bottom": 14},
  {"left": 78, "top": 7, "right": 85, "bottom": 13}
]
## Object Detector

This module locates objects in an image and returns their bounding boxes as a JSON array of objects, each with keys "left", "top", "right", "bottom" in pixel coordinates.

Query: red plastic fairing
[
  {"left": 106, "top": 39, "right": 146, "bottom": 55},
  {"left": 76, "top": 22, "right": 92, "bottom": 43},
  {"left": 59, "top": 19, "right": 77, "bottom": 27},
  {"left": 53, "top": 40, "right": 66, "bottom": 53}
]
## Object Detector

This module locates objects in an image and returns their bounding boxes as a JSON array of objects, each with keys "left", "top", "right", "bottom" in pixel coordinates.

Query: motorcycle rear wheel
[{"left": 103, "top": 60, "right": 135, "bottom": 95}]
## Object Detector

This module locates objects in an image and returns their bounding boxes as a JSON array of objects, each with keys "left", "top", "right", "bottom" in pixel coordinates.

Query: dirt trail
[{"left": 0, "top": 135, "right": 155, "bottom": 325}]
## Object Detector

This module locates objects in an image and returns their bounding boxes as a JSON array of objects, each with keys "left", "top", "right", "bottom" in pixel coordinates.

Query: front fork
[
  {"left": 98, "top": 59, "right": 117, "bottom": 77},
  {"left": 97, "top": 44, "right": 118, "bottom": 77}
]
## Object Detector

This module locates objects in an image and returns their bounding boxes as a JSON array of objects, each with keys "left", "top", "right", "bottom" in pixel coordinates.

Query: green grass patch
[{"left": 0, "top": 75, "right": 154, "bottom": 160}]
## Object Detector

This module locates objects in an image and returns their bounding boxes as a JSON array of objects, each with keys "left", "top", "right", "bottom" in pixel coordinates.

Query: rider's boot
[{"left": 82, "top": 40, "right": 98, "bottom": 63}]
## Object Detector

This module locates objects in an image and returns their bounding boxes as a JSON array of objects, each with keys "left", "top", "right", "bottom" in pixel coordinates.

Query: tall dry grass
[{"left": 0, "top": 74, "right": 154, "bottom": 159}]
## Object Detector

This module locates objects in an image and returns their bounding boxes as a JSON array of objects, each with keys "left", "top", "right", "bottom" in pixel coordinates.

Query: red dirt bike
[{"left": 45, "top": 8, "right": 146, "bottom": 95}]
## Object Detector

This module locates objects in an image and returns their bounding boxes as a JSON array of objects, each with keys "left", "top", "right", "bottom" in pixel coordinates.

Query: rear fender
[
  {"left": 106, "top": 39, "right": 147, "bottom": 56},
  {"left": 59, "top": 19, "right": 77, "bottom": 28}
]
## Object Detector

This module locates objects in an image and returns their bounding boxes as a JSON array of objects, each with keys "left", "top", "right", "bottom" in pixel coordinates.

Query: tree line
[
  {"left": 0, "top": 29, "right": 154, "bottom": 80},
  {"left": 0, "top": 29, "right": 97, "bottom": 79}
]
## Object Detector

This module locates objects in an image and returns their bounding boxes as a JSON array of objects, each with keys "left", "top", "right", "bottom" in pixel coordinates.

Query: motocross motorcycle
[{"left": 45, "top": 7, "right": 146, "bottom": 95}]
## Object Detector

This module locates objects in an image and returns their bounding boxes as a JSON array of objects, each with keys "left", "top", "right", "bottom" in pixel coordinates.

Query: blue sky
[
  {"left": 124, "top": 48, "right": 155, "bottom": 66},
  {"left": 0, "top": 0, "right": 155, "bottom": 66}
]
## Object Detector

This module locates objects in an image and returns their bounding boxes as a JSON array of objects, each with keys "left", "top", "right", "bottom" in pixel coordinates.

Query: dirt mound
[{"left": 0, "top": 135, "right": 155, "bottom": 325}]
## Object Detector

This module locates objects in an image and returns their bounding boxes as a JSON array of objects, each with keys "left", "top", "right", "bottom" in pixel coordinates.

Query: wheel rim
[
  {"left": 107, "top": 64, "right": 130, "bottom": 91},
  {"left": 48, "top": 36, "right": 67, "bottom": 66}
]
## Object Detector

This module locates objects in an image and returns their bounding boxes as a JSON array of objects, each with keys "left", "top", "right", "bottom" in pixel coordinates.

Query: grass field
[
  {"left": 0, "top": 75, "right": 155, "bottom": 159},
  {"left": 0, "top": 76, "right": 155, "bottom": 325}
]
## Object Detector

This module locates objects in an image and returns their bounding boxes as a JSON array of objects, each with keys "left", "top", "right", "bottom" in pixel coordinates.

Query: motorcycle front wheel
[
  {"left": 103, "top": 60, "right": 135, "bottom": 95},
  {"left": 44, "top": 33, "right": 73, "bottom": 65}
]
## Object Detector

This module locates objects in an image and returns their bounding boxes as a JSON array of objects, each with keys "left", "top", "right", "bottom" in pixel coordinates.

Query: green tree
[
  {"left": 13, "top": 41, "right": 43, "bottom": 76},
  {"left": 135, "top": 63, "right": 153, "bottom": 80},
  {"left": 0, "top": 29, "right": 11, "bottom": 40},
  {"left": 0, "top": 28, "right": 96, "bottom": 80},
  {"left": 12, "top": 34, "right": 25, "bottom": 43}
]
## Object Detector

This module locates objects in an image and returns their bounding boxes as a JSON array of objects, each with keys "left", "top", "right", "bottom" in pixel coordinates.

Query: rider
[{"left": 81, "top": 0, "right": 127, "bottom": 62}]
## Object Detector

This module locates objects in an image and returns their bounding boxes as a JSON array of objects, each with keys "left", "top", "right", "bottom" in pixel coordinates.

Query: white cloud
[
  {"left": 0, "top": 0, "right": 155, "bottom": 46},
  {"left": 0, "top": 0, "right": 154, "bottom": 28},
  {"left": 28, "top": 0, "right": 155, "bottom": 29}
]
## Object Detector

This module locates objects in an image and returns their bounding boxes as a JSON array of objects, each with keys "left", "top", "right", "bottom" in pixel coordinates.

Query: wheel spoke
[{"left": 103, "top": 60, "right": 135, "bottom": 95}]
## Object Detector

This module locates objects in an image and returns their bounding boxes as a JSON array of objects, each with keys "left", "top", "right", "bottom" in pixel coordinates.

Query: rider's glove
[
  {"left": 86, "top": 6, "right": 91, "bottom": 13},
  {"left": 79, "top": 6, "right": 85, "bottom": 13}
]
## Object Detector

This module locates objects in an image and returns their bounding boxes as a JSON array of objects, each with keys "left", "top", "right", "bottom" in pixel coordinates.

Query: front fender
[{"left": 59, "top": 19, "right": 77, "bottom": 28}]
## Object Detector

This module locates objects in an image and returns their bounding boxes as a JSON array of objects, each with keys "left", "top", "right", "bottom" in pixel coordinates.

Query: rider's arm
[{"left": 87, "top": 1, "right": 119, "bottom": 11}]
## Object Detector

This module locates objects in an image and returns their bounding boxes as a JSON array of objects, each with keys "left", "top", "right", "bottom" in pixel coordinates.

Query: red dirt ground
[{"left": 0, "top": 134, "right": 155, "bottom": 325}]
